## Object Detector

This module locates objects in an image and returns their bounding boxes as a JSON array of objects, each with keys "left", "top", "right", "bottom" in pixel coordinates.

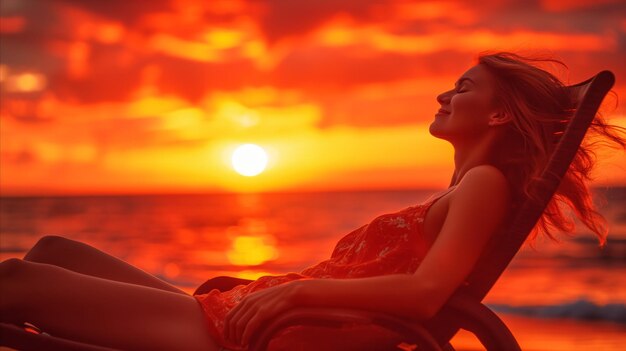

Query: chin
[
  {"left": 428, "top": 121, "right": 445, "bottom": 139},
  {"left": 429, "top": 124, "right": 457, "bottom": 144}
]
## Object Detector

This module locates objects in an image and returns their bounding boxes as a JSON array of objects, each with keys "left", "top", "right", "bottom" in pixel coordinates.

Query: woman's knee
[
  {"left": 0, "top": 258, "right": 36, "bottom": 321},
  {"left": 0, "top": 258, "right": 48, "bottom": 287},
  {"left": 0, "top": 258, "right": 28, "bottom": 278},
  {"left": 24, "top": 235, "right": 76, "bottom": 262},
  {"left": 1, "top": 258, "right": 75, "bottom": 316}
]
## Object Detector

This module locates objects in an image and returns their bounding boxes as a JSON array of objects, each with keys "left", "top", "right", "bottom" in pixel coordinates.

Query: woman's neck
[{"left": 449, "top": 134, "right": 498, "bottom": 186}]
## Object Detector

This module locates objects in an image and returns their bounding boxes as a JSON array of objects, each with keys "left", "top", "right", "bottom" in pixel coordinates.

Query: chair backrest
[{"left": 463, "top": 70, "right": 616, "bottom": 301}]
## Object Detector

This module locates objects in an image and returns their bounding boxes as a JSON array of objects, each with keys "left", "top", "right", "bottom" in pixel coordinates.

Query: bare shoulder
[
  {"left": 453, "top": 165, "right": 510, "bottom": 201},
  {"left": 459, "top": 164, "right": 507, "bottom": 187},
  {"left": 459, "top": 165, "right": 508, "bottom": 191}
]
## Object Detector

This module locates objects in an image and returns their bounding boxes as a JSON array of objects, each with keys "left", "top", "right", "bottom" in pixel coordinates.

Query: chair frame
[{"left": 0, "top": 71, "right": 616, "bottom": 351}]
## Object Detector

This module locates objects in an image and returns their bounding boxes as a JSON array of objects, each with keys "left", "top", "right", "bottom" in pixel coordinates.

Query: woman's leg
[
  {"left": 0, "top": 258, "right": 219, "bottom": 351},
  {"left": 24, "top": 235, "right": 186, "bottom": 295}
]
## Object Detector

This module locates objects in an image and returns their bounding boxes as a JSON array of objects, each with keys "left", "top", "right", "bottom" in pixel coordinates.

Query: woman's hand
[{"left": 224, "top": 280, "right": 305, "bottom": 347}]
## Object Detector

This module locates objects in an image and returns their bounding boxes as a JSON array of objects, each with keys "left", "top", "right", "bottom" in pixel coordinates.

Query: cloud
[
  {"left": 2, "top": 0, "right": 625, "bottom": 194},
  {"left": 3, "top": 0, "right": 623, "bottom": 104},
  {"left": 55, "top": 0, "right": 172, "bottom": 25},
  {"left": 258, "top": 0, "right": 382, "bottom": 44},
  {"left": 539, "top": 0, "right": 625, "bottom": 12}
]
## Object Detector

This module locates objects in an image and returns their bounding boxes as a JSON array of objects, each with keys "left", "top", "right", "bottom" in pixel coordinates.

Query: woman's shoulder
[
  {"left": 453, "top": 165, "right": 510, "bottom": 203},
  {"left": 459, "top": 164, "right": 507, "bottom": 185}
]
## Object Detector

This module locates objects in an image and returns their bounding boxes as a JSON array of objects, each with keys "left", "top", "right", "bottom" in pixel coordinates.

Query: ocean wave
[{"left": 488, "top": 299, "right": 626, "bottom": 324}]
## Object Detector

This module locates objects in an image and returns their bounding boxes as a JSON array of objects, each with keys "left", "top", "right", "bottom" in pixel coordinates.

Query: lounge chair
[
  {"left": 196, "top": 69, "right": 618, "bottom": 351},
  {"left": 0, "top": 70, "right": 616, "bottom": 350}
]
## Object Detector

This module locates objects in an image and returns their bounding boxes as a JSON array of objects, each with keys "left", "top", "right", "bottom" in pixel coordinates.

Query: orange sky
[{"left": 1, "top": 0, "right": 625, "bottom": 195}]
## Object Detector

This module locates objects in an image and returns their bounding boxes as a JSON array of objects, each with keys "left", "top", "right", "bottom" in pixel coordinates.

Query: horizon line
[{"left": 1, "top": 184, "right": 624, "bottom": 199}]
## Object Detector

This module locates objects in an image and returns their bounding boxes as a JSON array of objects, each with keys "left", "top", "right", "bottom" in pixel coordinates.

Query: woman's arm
[
  {"left": 227, "top": 165, "right": 510, "bottom": 346},
  {"left": 295, "top": 273, "right": 428, "bottom": 318},
  {"left": 296, "top": 165, "right": 511, "bottom": 319}
]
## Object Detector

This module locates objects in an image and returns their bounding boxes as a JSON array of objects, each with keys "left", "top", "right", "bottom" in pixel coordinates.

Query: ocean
[{"left": 1, "top": 187, "right": 625, "bottom": 349}]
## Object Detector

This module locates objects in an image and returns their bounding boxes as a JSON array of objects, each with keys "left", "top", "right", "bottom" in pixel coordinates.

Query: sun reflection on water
[
  {"left": 227, "top": 234, "right": 277, "bottom": 266},
  {"left": 225, "top": 218, "right": 278, "bottom": 266}
]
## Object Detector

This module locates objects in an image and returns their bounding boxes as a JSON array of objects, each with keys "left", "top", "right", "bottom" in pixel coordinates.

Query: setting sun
[{"left": 231, "top": 144, "right": 269, "bottom": 177}]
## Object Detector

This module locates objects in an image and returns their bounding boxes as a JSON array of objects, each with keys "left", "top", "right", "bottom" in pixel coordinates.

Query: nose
[{"left": 437, "top": 90, "right": 452, "bottom": 105}]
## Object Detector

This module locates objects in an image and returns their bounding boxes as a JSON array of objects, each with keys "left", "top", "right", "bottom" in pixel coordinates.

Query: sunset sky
[{"left": 1, "top": 0, "right": 625, "bottom": 195}]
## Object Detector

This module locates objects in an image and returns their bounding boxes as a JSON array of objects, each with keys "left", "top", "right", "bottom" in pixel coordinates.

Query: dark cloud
[
  {"left": 259, "top": 0, "right": 385, "bottom": 44},
  {"left": 0, "top": 149, "right": 37, "bottom": 165},
  {"left": 477, "top": 1, "right": 626, "bottom": 34},
  {"left": 271, "top": 48, "right": 468, "bottom": 93},
  {"left": 44, "top": 45, "right": 142, "bottom": 103},
  {"left": 155, "top": 55, "right": 265, "bottom": 102},
  {"left": 0, "top": 37, "right": 64, "bottom": 74},
  {"left": 1, "top": 1, "right": 74, "bottom": 43},
  {"left": 0, "top": 1, "right": 63, "bottom": 70},
  {"left": 54, "top": 0, "right": 172, "bottom": 25},
  {"left": 1, "top": 0, "right": 624, "bottom": 124}
]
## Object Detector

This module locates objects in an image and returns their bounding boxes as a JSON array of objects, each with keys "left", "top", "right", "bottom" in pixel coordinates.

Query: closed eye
[{"left": 455, "top": 84, "right": 469, "bottom": 93}]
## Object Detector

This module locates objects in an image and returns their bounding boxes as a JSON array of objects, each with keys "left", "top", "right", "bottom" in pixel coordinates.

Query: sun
[{"left": 231, "top": 144, "right": 268, "bottom": 176}]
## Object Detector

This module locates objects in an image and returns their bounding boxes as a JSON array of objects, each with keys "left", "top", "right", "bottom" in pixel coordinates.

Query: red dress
[{"left": 194, "top": 190, "right": 452, "bottom": 350}]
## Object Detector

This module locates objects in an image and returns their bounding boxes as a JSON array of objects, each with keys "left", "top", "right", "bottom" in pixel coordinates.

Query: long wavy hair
[{"left": 478, "top": 52, "right": 625, "bottom": 246}]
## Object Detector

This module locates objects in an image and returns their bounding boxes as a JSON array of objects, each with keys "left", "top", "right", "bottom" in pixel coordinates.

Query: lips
[{"left": 436, "top": 108, "right": 451, "bottom": 116}]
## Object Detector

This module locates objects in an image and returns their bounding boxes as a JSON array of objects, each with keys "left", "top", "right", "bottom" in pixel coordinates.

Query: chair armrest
[
  {"left": 248, "top": 307, "right": 443, "bottom": 351},
  {"left": 194, "top": 278, "right": 519, "bottom": 350},
  {"left": 426, "top": 292, "right": 521, "bottom": 351}
]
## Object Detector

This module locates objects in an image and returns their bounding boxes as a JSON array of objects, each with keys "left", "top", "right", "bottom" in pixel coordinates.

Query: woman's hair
[{"left": 477, "top": 51, "right": 625, "bottom": 246}]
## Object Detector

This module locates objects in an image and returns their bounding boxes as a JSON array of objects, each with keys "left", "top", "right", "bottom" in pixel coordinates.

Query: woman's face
[{"left": 429, "top": 64, "right": 501, "bottom": 143}]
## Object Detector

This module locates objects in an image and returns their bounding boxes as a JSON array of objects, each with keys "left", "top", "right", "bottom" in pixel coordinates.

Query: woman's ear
[{"left": 488, "top": 111, "right": 512, "bottom": 126}]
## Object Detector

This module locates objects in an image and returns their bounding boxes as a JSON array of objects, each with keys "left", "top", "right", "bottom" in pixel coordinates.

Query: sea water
[{"left": 1, "top": 188, "right": 625, "bottom": 327}]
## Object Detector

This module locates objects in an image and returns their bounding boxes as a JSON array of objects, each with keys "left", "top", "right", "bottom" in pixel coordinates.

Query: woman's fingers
[
  {"left": 241, "top": 302, "right": 280, "bottom": 346},
  {"left": 233, "top": 304, "right": 259, "bottom": 346},
  {"left": 225, "top": 292, "right": 262, "bottom": 344},
  {"left": 224, "top": 283, "right": 298, "bottom": 346},
  {"left": 224, "top": 298, "right": 248, "bottom": 342}
]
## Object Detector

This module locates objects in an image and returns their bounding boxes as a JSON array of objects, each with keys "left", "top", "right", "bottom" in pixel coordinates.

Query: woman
[{"left": 1, "top": 52, "right": 624, "bottom": 351}]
